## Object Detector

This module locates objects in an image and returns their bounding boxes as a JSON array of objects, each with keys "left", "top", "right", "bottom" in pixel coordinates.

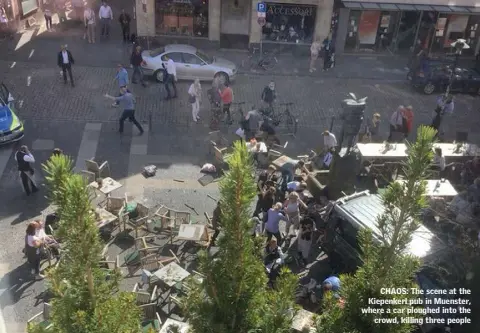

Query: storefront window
[
  {"left": 20, "top": 0, "right": 38, "bottom": 15},
  {"left": 155, "top": 0, "right": 208, "bottom": 37},
  {"left": 262, "top": 2, "right": 317, "bottom": 43}
]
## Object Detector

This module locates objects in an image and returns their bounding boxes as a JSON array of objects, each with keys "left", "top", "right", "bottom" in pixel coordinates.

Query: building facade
[
  {"left": 334, "top": 0, "right": 480, "bottom": 56},
  {"left": 136, "top": 0, "right": 334, "bottom": 49}
]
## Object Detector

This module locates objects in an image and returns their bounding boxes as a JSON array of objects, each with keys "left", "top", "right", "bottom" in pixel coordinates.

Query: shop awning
[{"left": 342, "top": 0, "right": 480, "bottom": 14}]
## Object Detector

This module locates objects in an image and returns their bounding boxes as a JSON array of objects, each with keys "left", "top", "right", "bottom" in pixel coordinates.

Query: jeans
[
  {"left": 100, "top": 18, "right": 110, "bottom": 36},
  {"left": 132, "top": 66, "right": 144, "bottom": 84},
  {"left": 86, "top": 23, "right": 95, "bottom": 42},
  {"left": 121, "top": 24, "right": 130, "bottom": 41},
  {"left": 119, "top": 109, "right": 144, "bottom": 133},
  {"left": 266, "top": 230, "right": 282, "bottom": 245},
  {"left": 191, "top": 100, "right": 200, "bottom": 121},
  {"left": 44, "top": 15, "right": 52, "bottom": 30},
  {"left": 61, "top": 63, "right": 74, "bottom": 85},
  {"left": 223, "top": 103, "right": 232, "bottom": 123},
  {"left": 164, "top": 75, "right": 177, "bottom": 98},
  {"left": 20, "top": 171, "right": 38, "bottom": 195}
]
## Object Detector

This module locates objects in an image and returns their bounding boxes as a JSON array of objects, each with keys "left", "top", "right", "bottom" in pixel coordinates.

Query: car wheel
[
  {"left": 154, "top": 69, "right": 166, "bottom": 83},
  {"left": 214, "top": 72, "right": 229, "bottom": 86},
  {"left": 423, "top": 82, "right": 435, "bottom": 95}
]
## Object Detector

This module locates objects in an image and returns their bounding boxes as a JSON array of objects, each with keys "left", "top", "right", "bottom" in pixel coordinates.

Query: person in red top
[
  {"left": 219, "top": 82, "right": 233, "bottom": 124},
  {"left": 402, "top": 105, "right": 414, "bottom": 139}
]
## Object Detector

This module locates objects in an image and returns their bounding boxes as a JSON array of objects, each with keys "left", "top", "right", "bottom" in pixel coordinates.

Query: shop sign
[
  {"left": 358, "top": 11, "right": 381, "bottom": 45},
  {"left": 267, "top": 4, "right": 314, "bottom": 17},
  {"left": 380, "top": 15, "right": 390, "bottom": 28}
]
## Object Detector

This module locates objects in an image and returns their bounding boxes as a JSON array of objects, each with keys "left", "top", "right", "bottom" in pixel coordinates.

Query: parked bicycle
[
  {"left": 241, "top": 47, "right": 278, "bottom": 71},
  {"left": 259, "top": 102, "right": 298, "bottom": 135}
]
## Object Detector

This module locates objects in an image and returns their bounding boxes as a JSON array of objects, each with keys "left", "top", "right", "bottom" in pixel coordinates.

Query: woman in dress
[
  {"left": 188, "top": 78, "right": 202, "bottom": 123},
  {"left": 284, "top": 191, "right": 307, "bottom": 237}
]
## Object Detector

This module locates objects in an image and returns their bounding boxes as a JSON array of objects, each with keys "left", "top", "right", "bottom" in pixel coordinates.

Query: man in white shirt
[
  {"left": 163, "top": 55, "right": 177, "bottom": 100},
  {"left": 15, "top": 145, "right": 38, "bottom": 196},
  {"left": 84, "top": 5, "right": 96, "bottom": 43},
  {"left": 323, "top": 130, "right": 337, "bottom": 151},
  {"left": 98, "top": 1, "right": 113, "bottom": 37}
]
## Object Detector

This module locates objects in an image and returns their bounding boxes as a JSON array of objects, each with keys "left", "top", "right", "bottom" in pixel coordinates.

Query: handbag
[{"left": 188, "top": 94, "right": 196, "bottom": 103}]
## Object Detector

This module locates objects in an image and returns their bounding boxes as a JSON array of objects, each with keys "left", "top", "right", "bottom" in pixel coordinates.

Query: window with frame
[
  {"left": 161, "top": 52, "right": 183, "bottom": 63},
  {"left": 182, "top": 53, "right": 204, "bottom": 65},
  {"left": 155, "top": 0, "right": 209, "bottom": 37}
]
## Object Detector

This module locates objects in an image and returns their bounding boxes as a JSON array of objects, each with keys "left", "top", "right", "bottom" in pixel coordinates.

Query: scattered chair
[
  {"left": 85, "top": 159, "right": 100, "bottom": 178},
  {"left": 208, "top": 130, "right": 229, "bottom": 155},
  {"left": 80, "top": 170, "right": 96, "bottom": 184},
  {"left": 99, "top": 161, "right": 111, "bottom": 179},
  {"left": 213, "top": 146, "right": 230, "bottom": 172},
  {"left": 133, "top": 282, "right": 157, "bottom": 306},
  {"left": 106, "top": 197, "right": 125, "bottom": 216},
  {"left": 139, "top": 303, "right": 162, "bottom": 333},
  {"left": 128, "top": 203, "right": 154, "bottom": 238},
  {"left": 27, "top": 302, "right": 52, "bottom": 330}
]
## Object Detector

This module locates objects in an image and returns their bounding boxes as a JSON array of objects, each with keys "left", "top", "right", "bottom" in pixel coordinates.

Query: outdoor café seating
[{"left": 27, "top": 302, "right": 52, "bottom": 330}]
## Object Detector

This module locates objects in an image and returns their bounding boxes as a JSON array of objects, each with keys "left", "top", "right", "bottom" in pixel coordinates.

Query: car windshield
[
  {"left": 149, "top": 48, "right": 165, "bottom": 58},
  {"left": 196, "top": 50, "right": 213, "bottom": 64}
]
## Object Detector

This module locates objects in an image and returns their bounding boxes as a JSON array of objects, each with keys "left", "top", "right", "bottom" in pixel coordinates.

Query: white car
[{"left": 141, "top": 44, "right": 237, "bottom": 84}]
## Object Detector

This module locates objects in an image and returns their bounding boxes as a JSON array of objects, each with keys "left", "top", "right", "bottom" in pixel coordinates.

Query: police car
[{"left": 0, "top": 83, "right": 24, "bottom": 144}]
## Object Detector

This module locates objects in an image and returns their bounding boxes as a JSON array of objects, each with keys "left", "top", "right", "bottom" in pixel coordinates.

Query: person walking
[
  {"left": 388, "top": 106, "right": 404, "bottom": 142},
  {"left": 44, "top": 0, "right": 53, "bottom": 31},
  {"left": 261, "top": 81, "right": 276, "bottom": 110},
  {"left": 362, "top": 113, "right": 381, "bottom": 143},
  {"left": 105, "top": 87, "right": 144, "bottom": 135},
  {"left": 112, "top": 64, "right": 129, "bottom": 107},
  {"left": 309, "top": 39, "right": 321, "bottom": 73},
  {"left": 57, "top": 44, "right": 75, "bottom": 87},
  {"left": 98, "top": 1, "right": 113, "bottom": 38},
  {"left": 433, "top": 95, "right": 454, "bottom": 137},
  {"left": 83, "top": 5, "right": 96, "bottom": 43},
  {"left": 163, "top": 55, "right": 177, "bottom": 99},
  {"left": 322, "top": 34, "right": 334, "bottom": 72},
  {"left": 15, "top": 145, "right": 38, "bottom": 196},
  {"left": 130, "top": 45, "right": 146, "bottom": 86},
  {"left": 188, "top": 78, "right": 202, "bottom": 123},
  {"left": 403, "top": 106, "right": 414, "bottom": 139},
  {"left": 219, "top": 82, "right": 233, "bottom": 124},
  {"left": 118, "top": 9, "right": 131, "bottom": 43}
]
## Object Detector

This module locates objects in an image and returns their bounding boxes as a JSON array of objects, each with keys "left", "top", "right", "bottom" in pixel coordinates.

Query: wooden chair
[
  {"left": 208, "top": 130, "right": 229, "bottom": 155},
  {"left": 106, "top": 197, "right": 125, "bottom": 215},
  {"left": 27, "top": 302, "right": 52, "bottom": 330},
  {"left": 128, "top": 203, "right": 151, "bottom": 238},
  {"left": 80, "top": 170, "right": 96, "bottom": 184},
  {"left": 99, "top": 161, "right": 111, "bottom": 179},
  {"left": 139, "top": 303, "right": 162, "bottom": 333},
  {"left": 85, "top": 159, "right": 100, "bottom": 178},
  {"left": 135, "top": 236, "right": 163, "bottom": 254},
  {"left": 133, "top": 282, "right": 157, "bottom": 306},
  {"left": 213, "top": 145, "right": 230, "bottom": 171},
  {"left": 99, "top": 255, "right": 120, "bottom": 270}
]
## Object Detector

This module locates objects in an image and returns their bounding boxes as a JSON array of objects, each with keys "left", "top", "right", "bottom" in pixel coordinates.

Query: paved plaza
[{"left": 0, "top": 17, "right": 479, "bottom": 332}]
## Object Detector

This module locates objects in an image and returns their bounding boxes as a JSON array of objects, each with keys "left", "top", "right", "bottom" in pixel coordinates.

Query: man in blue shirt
[
  {"left": 113, "top": 64, "right": 129, "bottom": 106},
  {"left": 105, "top": 88, "right": 144, "bottom": 135},
  {"left": 323, "top": 275, "right": 341, "bottom": 298}
]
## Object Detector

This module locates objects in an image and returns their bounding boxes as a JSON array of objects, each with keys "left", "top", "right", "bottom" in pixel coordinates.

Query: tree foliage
[
  {"left": 28, "top": 154, "right": 141, "bottom": 333},
  {"left": 183, "top": 141, "right": 298, "bottom": 333},
  {"left": 316, "top": 126, "right": 437, "bottom": 333}
]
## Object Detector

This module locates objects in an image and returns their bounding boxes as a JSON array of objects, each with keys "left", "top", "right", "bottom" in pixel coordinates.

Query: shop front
[
  {"left": 18, "top": 0, "right": 37, "bottom": 16},
  {"left": 249, "top": 0, "right": 334, "bottom": 51},
  {"left": 336, "top": 0, "right": 480, "bottom": 55},
  {"left": 155, "top": 0, "right": 208, "bottom": 37}
]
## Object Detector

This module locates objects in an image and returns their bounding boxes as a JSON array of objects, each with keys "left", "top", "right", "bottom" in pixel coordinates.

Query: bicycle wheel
[
  {"left": 260, "top": 56, "right": 277, "bottom": 71},
  {"left": 285, "top": 110, "right": 298, "bottom": 135}
]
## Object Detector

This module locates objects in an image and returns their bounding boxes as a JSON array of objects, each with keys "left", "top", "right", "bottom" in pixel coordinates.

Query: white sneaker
[
  {"left": 111, "top": 103, "right": 118, "bottom": 107},
  {"left": 36, "top": 274, "right": 45, "bottom": 280}
]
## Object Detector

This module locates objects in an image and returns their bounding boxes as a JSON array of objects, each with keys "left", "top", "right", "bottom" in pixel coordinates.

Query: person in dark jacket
[
  {"left": 209, "top": 201, "right": 222, "bottom": 247},
  {"left": 130, "top": 45, "right": 146, "bottom": 87},
  {"left": 15, "top": 145, "right": 38, "bottom": 196},
  {"left": 119, "top": 9, "right": 131, "bottom": 43},
  {"left": 57, "top": 44, "right": 75, "bottom": 86},
  {"left": 261, "top": 81, "right": 276, "bottom": 110}
]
